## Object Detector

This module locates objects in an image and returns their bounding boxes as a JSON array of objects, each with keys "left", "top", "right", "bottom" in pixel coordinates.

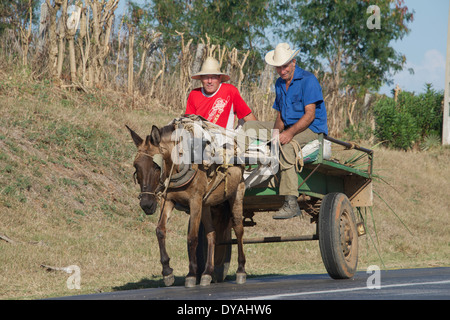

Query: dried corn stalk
[{"left": 175, "top": 30, "right": 194, "bottom": 102}]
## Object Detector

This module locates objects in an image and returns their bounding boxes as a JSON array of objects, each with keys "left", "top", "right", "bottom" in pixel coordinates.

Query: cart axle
[{"left": 219, "top": 234, "right": 319, "bottom": 246}]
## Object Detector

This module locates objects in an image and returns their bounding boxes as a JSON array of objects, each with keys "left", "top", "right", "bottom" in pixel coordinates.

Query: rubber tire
[{"left": 318, "top": 193, "right": 358, "bottom": 279}]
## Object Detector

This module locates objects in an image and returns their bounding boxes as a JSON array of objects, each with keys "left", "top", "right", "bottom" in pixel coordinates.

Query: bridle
[
  {"left": 133, "top": 130, "right": 198, "bottom": 203},
  {"left": 134, "top": 150, "right": 178, "bottom": 219},
  {"left": 133, "top": 151, "right": 168, "bottom": 200}
]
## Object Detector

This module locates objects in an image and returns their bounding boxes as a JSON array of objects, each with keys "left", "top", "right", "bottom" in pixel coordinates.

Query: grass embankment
[{"left": 1, "top": 66, "right": 449, "bottom": 299}]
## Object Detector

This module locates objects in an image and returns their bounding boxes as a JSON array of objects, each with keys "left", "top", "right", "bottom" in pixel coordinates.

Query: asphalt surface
[{"left": 54, "top": 267, "right": 450, "bottom": 300}]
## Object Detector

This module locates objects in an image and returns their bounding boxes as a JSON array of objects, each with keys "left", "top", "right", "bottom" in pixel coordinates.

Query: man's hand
[
  {"left": 278, "top": 104, "right": 316, "bottom": 144},
  {"left": 279, "top": 129, "right": 294, "bottom": 145}
]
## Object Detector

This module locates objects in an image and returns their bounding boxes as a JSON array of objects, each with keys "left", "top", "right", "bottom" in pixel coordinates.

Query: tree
[
  {"left": 0, "top": 0, "right": 40, "bottom": 65},
  {"left": 191, "top": 0, "right": 269, "bottom": 51},
  {"left": 150, "top": 0, "right": 270, "bottom": 51},
  {"left": 273, "top": 0, "right": 414, "bottom": 92},
  {"left": 0, "top": 0, "right": 39, "bottom": 36},
  {"left": 373, "top": 84, "right": 443, "bottom": 150},
  {"left": 151, "top": 0, "right": 191, "bottom": 39},
  {"left": 148, "top": 0, "right": 270, "bottom": 88}
]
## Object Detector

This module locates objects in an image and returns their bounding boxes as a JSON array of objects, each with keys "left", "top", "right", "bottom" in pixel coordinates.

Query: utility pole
[{"left": 444, "top": 1, "right": 450, "bottom": 145}]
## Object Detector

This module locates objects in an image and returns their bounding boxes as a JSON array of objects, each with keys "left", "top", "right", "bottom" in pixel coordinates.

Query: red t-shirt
[{"left": 185, "top": 83, "right": 252, "bottom": 130}]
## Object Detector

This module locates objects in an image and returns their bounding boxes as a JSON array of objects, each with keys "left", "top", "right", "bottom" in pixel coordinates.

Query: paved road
[{"left": 56, "top": 267, "right": 450, "bottom": 300}]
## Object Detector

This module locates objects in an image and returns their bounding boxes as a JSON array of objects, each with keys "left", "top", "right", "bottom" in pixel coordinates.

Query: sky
[{"left": 378, "top": 0, "right": 449, "bottom": 95}]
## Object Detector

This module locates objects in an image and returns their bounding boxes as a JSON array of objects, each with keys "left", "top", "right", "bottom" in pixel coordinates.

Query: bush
[{"left": 373, "top": 84, "right": 443, "bottom": 150}]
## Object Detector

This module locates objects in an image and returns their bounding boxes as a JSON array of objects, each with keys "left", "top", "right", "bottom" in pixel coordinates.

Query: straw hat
[
  {"left": 265, "top": 43, "right": 300, "bottom": 67},
  {"left": 191, "top": 57, "right": 230, "bottom": 82}
]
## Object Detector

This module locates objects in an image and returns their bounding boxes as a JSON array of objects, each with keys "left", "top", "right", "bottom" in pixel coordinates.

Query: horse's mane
[{"left": 160, "top": 123, "right": 175, "bottom": 138}]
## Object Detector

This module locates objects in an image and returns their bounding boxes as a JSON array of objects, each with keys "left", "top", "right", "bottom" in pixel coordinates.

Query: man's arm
[
  {"left": 271, "top": 111, "right": 285, "bottom": 141},
  {"left": 273, "top": 111, "right": 285, "bottom": 132},
  {"left": 184, "top": 92, "right": 196, "bottom": 116},
  {"left": 242, "top": 112, "right": 257, "bottom": 122},
  {"left": 278, "top": 103, "right": 316, "bottom": 145}
]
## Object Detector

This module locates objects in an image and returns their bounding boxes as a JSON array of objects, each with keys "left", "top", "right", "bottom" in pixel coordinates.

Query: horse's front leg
[
  {"left": 185, "top": 197, "right": 203, "bottom": 288},
  {"left": 199, "top": 206, "right": 215, "bottom": 286},
  {"left": 156, "top": 199, "right": 175, "bottom": 286}
]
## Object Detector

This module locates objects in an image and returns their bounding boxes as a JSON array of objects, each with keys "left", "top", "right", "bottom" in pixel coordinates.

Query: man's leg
[
  {"left": 237, "top": 121, "right": 274, "bottom": 150},
  {"left": 273, "top": 129, "right": 319, "bottom": 219}
]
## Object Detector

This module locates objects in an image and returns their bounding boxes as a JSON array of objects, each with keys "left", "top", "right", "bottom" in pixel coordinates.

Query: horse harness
[
  {"left": 134, "top": 149, "right": 232, "bottom": 205},
  {"left": 134, "top": 150, "right": 197, "bottom": 200}
]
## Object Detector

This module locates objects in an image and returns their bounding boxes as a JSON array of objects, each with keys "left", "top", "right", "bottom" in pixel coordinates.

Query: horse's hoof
[
  {"left": 163, "top": 274, "right": 175, "bottom": 287},
  {"left": 200, "top": 274, "right": 212, "bottom": 287},
  {"left": 185, "top": 276, "right": 197, "bottom": 288},
  {"left": 236, "top": 272, "right": 247, "bottom": 284}
]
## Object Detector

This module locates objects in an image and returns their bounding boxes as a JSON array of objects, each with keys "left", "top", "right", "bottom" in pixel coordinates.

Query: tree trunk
[
  {"left": 128, "top": 26, "right": 135, "bottom": 95},
  {"left": 56, "top": 0, "right": 68, "bottom": 79},
  {"left": 68, "top": 36, "right": 76, "bottom": 82},
  {"left": 192, "top": 43, "right": 205, "bottom": 75},
  {"left": 66, "top": 4, "right": 81, "bottom": 83},
  {"left": 20, "top": 0, "right": 33, "bottom": 66},
  {"left": 45, "top": 0, "right": 62, "bottom": 79},
  {"left": 37, "top": 2, "right": 48, "bottom": 57}
]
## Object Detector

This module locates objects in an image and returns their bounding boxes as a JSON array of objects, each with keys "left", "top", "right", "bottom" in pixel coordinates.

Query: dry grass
[
  {"left": 365, "top": 146, "right": 450, "bottom": 268},
  {"left": 1, "top": 64, "right": 449, "bottom": 300}
]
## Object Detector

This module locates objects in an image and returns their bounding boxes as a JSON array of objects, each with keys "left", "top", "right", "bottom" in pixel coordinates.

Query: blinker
[
  {"left": 152, "top": 153, "right": 164, "bottom": 168},
  {"left": 153, "top": 153, "right": 164, "bottom": 180}
]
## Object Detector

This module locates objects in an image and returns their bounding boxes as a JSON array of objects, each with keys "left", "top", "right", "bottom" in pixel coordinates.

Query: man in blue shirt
[
  {"left": 243, "top": 43, "right": 328, "bottom": 219},
  {"left": 268, "top": 43, "right": 328, "bottom": 219}
]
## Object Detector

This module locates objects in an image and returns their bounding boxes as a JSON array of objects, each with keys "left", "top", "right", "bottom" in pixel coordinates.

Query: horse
[{"left": 126, "top": 120, "right": 247, "bottom": 287}]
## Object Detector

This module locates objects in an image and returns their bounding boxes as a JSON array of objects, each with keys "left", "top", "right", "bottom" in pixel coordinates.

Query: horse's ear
[
  {"left": 126, "top": 125, "right": 143, "bottom": 147},
  {"left": 149, "top": 125, "right": 161, "bottom": 146}
]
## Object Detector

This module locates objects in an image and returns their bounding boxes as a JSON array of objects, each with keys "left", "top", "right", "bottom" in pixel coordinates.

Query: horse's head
[{"left": 126, "top": 124, "right": 172, "bottom": 215}]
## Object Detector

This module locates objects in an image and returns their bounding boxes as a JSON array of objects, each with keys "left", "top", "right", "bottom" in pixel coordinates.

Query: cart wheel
[{"left": 318, "top": 193, "right": 358, "bottom": 279}]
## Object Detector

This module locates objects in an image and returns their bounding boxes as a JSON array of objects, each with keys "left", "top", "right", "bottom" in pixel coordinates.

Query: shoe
[{"left": 272, "top": 195, "right": 302, "bottom": 220}]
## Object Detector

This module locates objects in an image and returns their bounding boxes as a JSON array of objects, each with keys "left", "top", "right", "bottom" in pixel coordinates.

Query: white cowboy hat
[
  {"left": 191, "top": 57, "right": 230, "bottom": 82},
  {"left": 265, "top": 43, "right": 300, "bottom": 67}
]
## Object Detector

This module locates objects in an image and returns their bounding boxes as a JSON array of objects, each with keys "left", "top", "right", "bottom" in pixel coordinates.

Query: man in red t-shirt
[{"left": 185, "top": 57, "right": 256, "bottom": 130}]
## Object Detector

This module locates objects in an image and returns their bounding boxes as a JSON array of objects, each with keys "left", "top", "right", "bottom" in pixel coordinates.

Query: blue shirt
[{"left": 272, "top": 66, "right": 328, "bottom": 135}]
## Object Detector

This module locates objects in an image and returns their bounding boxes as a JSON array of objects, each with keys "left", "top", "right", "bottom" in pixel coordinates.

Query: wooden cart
[{"left": 196, "top": 134, "right": 374, "bottom": 282}]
